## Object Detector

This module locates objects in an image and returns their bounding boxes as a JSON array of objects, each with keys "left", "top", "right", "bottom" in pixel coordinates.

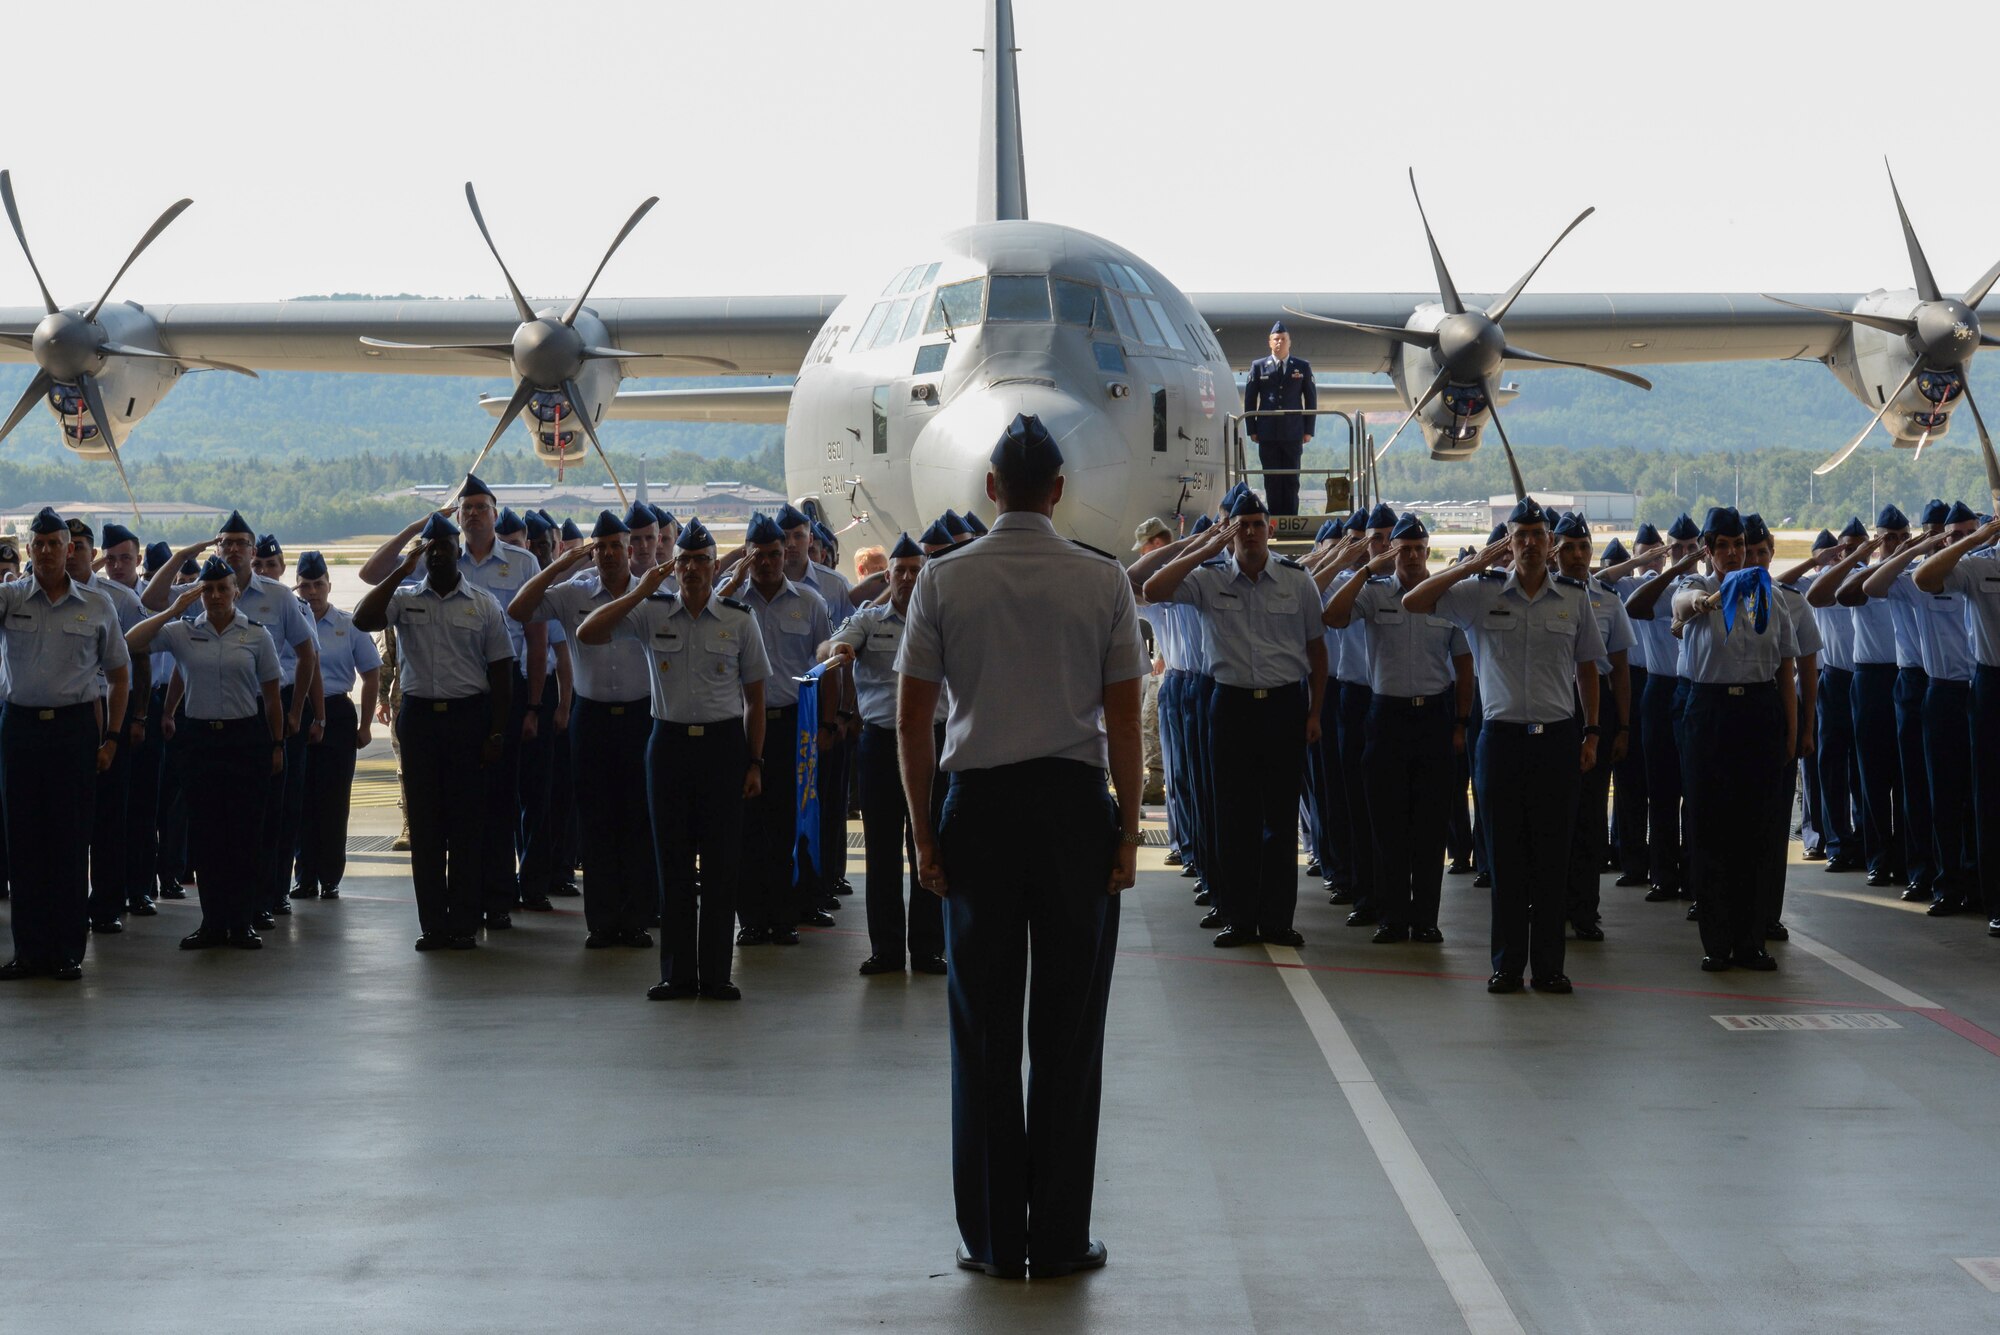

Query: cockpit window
[
  {"left": 920, "top": 261, "right": 941, "bottom": 287},
  {"left": 924, "top": 278, "right": 986, "bottom": 335},
  {"left": 1124, "top": 295, "right": 1164, "bottom": 346},
  {"left": 1121, "top": 265, "right": 1154, "bottom": 296},
  {"left": 1147, "top": 301, "right": 1186, "bottom": 351},
  {"left": 1054, "top": 279, "right": 1098, "bottom": 326},
  {"left": 882, "top": 267, "right": 912, "bottom": 297},
  {"left": 896, "top": 265, "right": 928, "bottom": 295},
  {"left": 853, "top": 302, "right": 892, "bottom": 351},
  {"left": 987, "top": 275, "right": 1052, "bottom": 323},
  {"left": 872, "top": 296, "right": 914, "bottom": 349},
  {"left": 899, "top": 296, "right": 930, "bottom": 342}
]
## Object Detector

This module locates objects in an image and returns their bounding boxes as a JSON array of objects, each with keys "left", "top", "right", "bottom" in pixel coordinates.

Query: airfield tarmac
[{"left": 3, "top": 730, "right": 1998, "bottom": 1335}]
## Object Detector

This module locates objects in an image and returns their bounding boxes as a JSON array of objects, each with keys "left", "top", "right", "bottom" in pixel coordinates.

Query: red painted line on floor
[{"left": 1914, "top": 1008, "right": 2000, "bottom": 1059}]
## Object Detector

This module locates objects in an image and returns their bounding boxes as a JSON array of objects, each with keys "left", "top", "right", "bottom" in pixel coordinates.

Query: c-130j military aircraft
[{"left": 2, "top": 0, "right": 1998, "bottom": 548}]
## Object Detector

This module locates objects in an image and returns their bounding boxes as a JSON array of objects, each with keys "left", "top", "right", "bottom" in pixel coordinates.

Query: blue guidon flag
[{"left": 794, "top": 661, "right": 832, "bottom": 888}]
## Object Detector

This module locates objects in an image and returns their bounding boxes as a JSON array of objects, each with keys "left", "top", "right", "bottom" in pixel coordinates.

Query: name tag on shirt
[
  {"left": 1373, "top": 609, "right": 1405, "bottom": 626},
  {"left": 652, "top": 629, "right": 685, "bottom": 652},
  {"left": 401, "top": 606, "right": 431, "bottom": 624},
  {"left": 865, "top": 630, "right": 901, "bottom": 653},
  {"left": 1481, "top": 610, "right": 1517, "bottom": 631}
]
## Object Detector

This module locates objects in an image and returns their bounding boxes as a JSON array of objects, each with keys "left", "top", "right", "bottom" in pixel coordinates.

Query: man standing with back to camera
[{"left": 895, "top": 412, "right": 1146, "bottom": 1281}]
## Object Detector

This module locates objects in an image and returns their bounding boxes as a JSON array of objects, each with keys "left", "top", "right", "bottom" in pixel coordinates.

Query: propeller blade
[
  {"left": 579, "top": 347, "right": 741, "bottom": 372},
  {"left": 1408, "top": 171, "right": 1463, "bottom": 315},
  {"left": 1486, "top": 206, "right": 1594, "bottom": 324},
  {"left": 1279, "top": 307, "right": 1440, "bottom": 349},
  {"left": 0, "top": 332, "right": 32, "bottom": 351},
  {"left": 1813, "top": 361, "right": 1921, "bottom": 476},
  {"left": 562, "top": 377, "right": 628, "bottom": 507},
  {"left": 98, "top": 342, "right": 259, "bottom": 378},
  {"left": 1499, "top": 344, "right": 1652, "bottom": 390},
  {"left": 1885, "top": 159, "right": 1942, "bottom": 304},
  {"left": 76, "top": 370, "right": 119, "bottom": 454},
  {"left": 562, "top": 196, "right": 659, "bottom": 327},
  {"left": 0, "top": 171, "right": 58, "bottom": 314},
  {"left": 1959, "top": 378, "right": 2000, "bottom": 507},
  {"left": 1913, "top": 424, "right": 1932, "bottom": 463},
  {"left": 0, "top": 368, "right": 52, "bottom": 446},
  {"left": 464, "top": 183, "right": 537, "bottom": 325},
  {"left": 1374, "top": 365, "right": 1451, "bottom": 463},
  {"left": 85, "top": 197, "right": 192, "bottom": 322},
  {"left": 459, "top": 376, "right": 539, "bottom": 493},
  {"left": 1759, "top": 294, "right": 1918, "bottom": 338},
  {"left": 1485, "top": 387, "right": 1529, "bottom": 502},
  {"left": 1963, "top": 257, "right": 2000, "bottom": 310},
  {"left": 358, "top": 335, "right": 514, "bottom": 361},
  {"left": 1983, "top": 333, "right": 2000, "bottom": 349}
]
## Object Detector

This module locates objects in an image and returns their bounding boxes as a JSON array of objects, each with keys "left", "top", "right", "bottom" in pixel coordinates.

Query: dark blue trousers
[
  {"left": 397, "top": 697, "right": 492, "bottom": 939},
  {"left": 1756, "top": 700, "right": 1809, "bottom": 932},
  {"left": 1160, "top": 670, "right": 1197, "bottom": 868},
  {"left": 1612, "top": 664, "right": 1649, "bottom": 877},
  {"left": 1336, "top": 681, "right": 1376, "bottom": 910},
  {"left": 738, "top": 704, "right": 799, "bottom": 931},
  {"left": 1816, "top": 666, "right": 1857, "bottom": 862},
  {"left": 183, "top": 716, "right": 272, "bottom": 936},
  {"left": 1973, "top": 667, "right": 2000, "bottom": 918},
  {"left": 1362, "top": 694, "right": 1453, "bottom": 930},
  {"left": 648, "top": 718, "right": 746, "bottom": 989},
  {"left": 1850, "top": 663, "right": 1902, "bottom": 878},
  {"left": 2, "top": 702, "right": 97, "bottom": 968},
  {"left": 1922, "top": 678, "right": 1975, "bottom": 907},
  {"left": 819, "top": 737, "right": 851, "bottom": 895},
  {"left": 858, "top": 723, "right": 944, "bottom": 962},
  {"left": 571, "top": 699, "right": 654, "bottom": 934},
  {"left": 1894, "top": 666, "right": 1935, "bottom": 896},
  {"left": 123, "top": 682, "right": 168, "bottom": 906},
  {"left": 1475, "top": 717, "right": 1580, "bottom": 980},
  {"left": 1184, "top": 673, "right": 1219, "bottom": 889},
  {"left": 87, "top": 724, "right": 130, "bottom": 926},
  {"left": 1641, "top": 673, "right": 1684, "bottom": 895},
  {"left": 262, "top": 682, "right": 310, "bottom": 909},
  {"left": 939, "top": 758, "right": 1118, "bottom": 1271},
  {"left": 1685, "top": 683, "right": 1787, "bottom": 959},
  {"left": 515, "top": 670, "right": 558, "bottom": 899},
  {"left": 1567, "top": 697, "right": 1614, "bottom": 926},
  {"left": 295, "top": 694, "right": 360, "bottom": 895},
  {"left": 1209, "top": 682, "right": 1306, "bottom": 933},
  {"left": 1255, "top": 438, "right": 1304, "bottom": 515},
  {"left": 157, "top": 693, "right": 192, "bottom": 886}
]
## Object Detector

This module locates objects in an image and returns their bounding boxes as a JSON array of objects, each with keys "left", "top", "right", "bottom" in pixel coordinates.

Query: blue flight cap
[
  {"left": 623, "top": 501, "right": 656, "bottom": 530},
  {"left": 1314, "top": 519, "right": 1340, "bottom": 542},
  {"left": 65, "top": 518, "right": 93, "bottom": 545},
  {"left": 1920, "top": 498, "right": 1950, "bottom": 526},
  {"left": 197, "top": 555, "right": 234, "bottom": 583},
  {"left": 888, "top": 532, "right": 923, "bottom": 559},
  {"left": 535, "top": 508, "right": 555, "bottom": 526},
  {"left": 1228, "top": 490, "right": 1269, "bottom": 519},
  {"left": 99, "top": 522, "right": 137, "bottom": 550},
  {"left": 1342, "top": 508, "right": 1369, "bottom": 535},
  {"left": 216, "top": 509, "right": 253, "bottom": 537},
  {"left": 177, "top": 557, "right": 200, "bottom": 577},
  {"left": 655, "top": 509, "right": 678, "bottom": 529},
  {"left": 29, "top": 506, "right": 64, "bottom": 535},
  {"left": 1389, "top": 513, "right": 1429, "bottom": 542},
  {"left": 459, "top": 473, "right": 496, "bottom": 500},
  {"left": 775, "top": 502, "right": 810, "bottom": 531},
  {"left": 962, "top": 512, "right": 988, "bottom": 536},
  {"left": 677, "top": 517, "right": 714, "bottom": 551},
  {"left": 1947, "top": 500, "right": 1978, "bottom": 524},
  {"left": 1191, "top": 514, "right": 1214, "bottom": 535},
  {"left": 1551, "top": 510, "right": 1590, "bottom": 539},
  {"left": 295, "top": 550, "right": 329, "bottom": 580},
  {"left": 1875, "top": 503, "right": 1908, "bottom": 530},
  {"left": 1506, "top": 497, "right": 1547, "bottom": 526},
  {"left": 919, "top": 518, "right": 954, "bottom": 547},
  {"left": 1366, "top": 503, "right": 1397, "bottom": 530},
  {"left": 1838, "top": 515, "right": 1868, "bottom": 540},
  {"left": 1634, "top": 522, "right": 1662, "bottom": 546},
  {"left": 1600, "top": 537, "right": 1629, "bottom": 564},
  {"left": 989, "top": 412, "right": 1065, "bottom": 476},
  {"left": 523, "top": 511, "right": 555, "bottom": 540},
  {"left": 255, "top": 533, "right": 281, "bottom": 559},
  {"left": 1702, "top": 506, "right": 1744, "bottom": 538},
  {"left": 142, "top": 540, "right": 172, "bottom": 574},
  {"left": 1222, "top": 480, "right": 1248, "bottom": 506},
  {"left": 812, "top": 520, "right": 838, "bottom": 549},
  {"left": 940, "top": 510, "right": 970, "bottom": 538},
  {"left": 1742, "top": 513, "right": 1772, "bottom": 546},
  {"left": 1666, "top": 513, "right": 1700, "bottom": 542},
  {"left": 560, "top": 517, "right": 583, "bottom": 542},
  {"left": 591, "top": 509, "right": 628, "bottom": 538},
  {"left": 1811, "top": 529, "right": 1837, "bottom": 552},
  {"left": 1270, "top": 320, "right": 1288, "bottom": 335},
  {"left": 745, "top": 511, "right": 784, "bottom": 545},
  {"left": 419, "top": 512, "right": 460, "bottom": 542},
  {"left": 1485, "top": 523, "right": 1508, "bottom": 545},
  {"left": 495, "top": 507, "right": 525, "bottom": 536}
]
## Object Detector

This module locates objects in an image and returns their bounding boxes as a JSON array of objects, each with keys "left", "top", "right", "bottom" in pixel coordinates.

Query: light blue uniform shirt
[
  {"left": 740, "top": 579, "right": 831, "bottom": 708},
  {"left": 1936, "top": 552, "right": 2000, "bottom": 667},
  {"left": 1884, "top": 586, "right": 1923, "bottom": 670},
  {"left": 1846, "top": 565, "right": 1899, "bottom": 665},
  {"left": 1145, "top": 604, "right": 1181, "bottom": 672},
  {"left": 81, "top": 574, "right": 146, "bottom": 700},
  {"left": 896, "top": 510, "right": 1147, "bottom": 772},
  {"left": 379, "top": 579, "right": 515, "bottom": 699},
  {"left": 1349, "top": 575, "right": 1470, "bottom": 697},
  {"left": 1149, "top": 597, "right": 1212, "bottom": 675},
  {"left": 1579, "top": 581, "right": 1636, "bottom": 674},
  {"left": 457, "top": 540, "right": 542, "bottom": 665},
  {"left": 1775, "top": 584, "right": 1822, "bottom": 661},
  {"left": 1613, "top": 572, "right": 1681, "bottom": 678},
  {"left": 1799, "top": 571, "right": 1853, "bottom": 671},
  {"left": 1164, "top": 551, "right": 1324, "bottom": 689},
  {"left": 614, "top": 593, "right": 771, "bottom": 724},
  {"left": 532, "top": 570, "right": 651, "bottom": 703},
  {"left": 234, "top": 573, "right": 317, "bottom": 687},
  {"left": 0, "top": 575, "right": 130, "bottom": 707},
  {"left": 1324, "top": 571, "right": 1370, "bottom": 686},
  {"left": 1675, "top": 572, "right": 1800, "bottom": 684},
  {"left": 311, "top": 605, "right": 382, "bottom": 697},
  {"left": 1882, "top": 570, "right": 1973, "bottom": 682},
  {"left": 800, "top": 561, "right": 854, "bottom": 628},
  {"left": 156, "top": 611, "right": 281, "bottom": 719},
  {"left": 829, "top": 602, "right": 916, "bottom": 729},
  {"left": 1431, "top": 571, "right": 1609, "bottom": 724}
]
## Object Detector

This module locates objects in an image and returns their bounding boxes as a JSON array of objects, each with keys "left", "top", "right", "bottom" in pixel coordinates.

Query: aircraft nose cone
[
  {"left": 1436, "top": 312, "right": 1504, "bottom": 378},
  {"left": 908, "top": 384, "right": 1129, "bottom": 550},
  {"left": 1916, "top": 300, "right": 1978, "bottom": 362},
  {"left": 513, "top": 318, "right": 583, "bottom": 387},
  {"left": 33, "top": 311, "right": 97, "bottom": 383}
]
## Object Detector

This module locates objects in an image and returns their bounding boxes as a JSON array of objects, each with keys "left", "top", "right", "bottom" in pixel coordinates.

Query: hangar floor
[{"left": 4, "top": 762, "right": 1998, "bottom": 1334}]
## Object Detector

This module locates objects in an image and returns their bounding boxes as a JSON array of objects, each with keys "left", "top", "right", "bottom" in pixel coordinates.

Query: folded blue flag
[
  {"left": 1718, "top": 566, "right": 1772, "bottom": 635},
  {"left": 794, "top": 661, "right": 831, "bottom": 888}
]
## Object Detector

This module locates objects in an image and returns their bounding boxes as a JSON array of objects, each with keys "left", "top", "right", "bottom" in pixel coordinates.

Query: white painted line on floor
[
  {"left": 1956, "top": 1257, "right": 2000, "bottom": 1293},
  {"left": 1711, "top": 1012, "right": 1902, "bottom": 1031},
  {"left": 1786, "top": 930, "right": 1940, "bottom": 1010},
  {"left": 1265, "top": 944, "right": 1525, "bottom": 1335}
]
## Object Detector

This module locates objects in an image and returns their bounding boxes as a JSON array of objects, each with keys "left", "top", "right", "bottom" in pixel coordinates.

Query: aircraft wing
[
  {"left": 1192, "top": 292, "right": 1880, "bottom": 372},
  {"left": 0, "top": 295, "right": 843, "bottom": 378},
  {"left": 482, "top": 383, "right": 794, "bottom": 424}
]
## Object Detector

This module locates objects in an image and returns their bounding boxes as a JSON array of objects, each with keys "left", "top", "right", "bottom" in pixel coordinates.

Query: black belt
[
  {"left": 190, "top": 715, "right": 265, "bottom": 736},
  {"left": 1690, "top": 681, "right": 1777, "bottom": 697},
  {"left": 1482, "top": 718, "right": 1576, "bottom": 736},
  {"left": 406, "top": 694, "right": 488, "bottom": 712},
  {"left": 8, "top": 701, "right": 95, "bottom": 722},
  {"left": 1216, "top": 682, "right": 1301, "bottom": 701},
  {"left": 766, "top": 704, "right": 797, "bottom": 721},
  {"left": 578, "top": 697, "right": 649, "bottom": 717},
  {"left": 1370, "top": 691, "right": 1449, "bottom": 710},
  {"left": 655, "top": 719, "right": 741, "bottom": 738}
]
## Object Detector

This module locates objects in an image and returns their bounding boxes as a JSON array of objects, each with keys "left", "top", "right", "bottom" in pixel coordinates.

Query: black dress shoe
[
  {"left": 1613, "top": 872, "right": 1648, "bottom": 887},
  {"left": 621, "top": 929, "right": 654, "bottom": 948},
  {"left": 549, "top": 881, "right": 581, "bottom": 897},
  {"left": 1370, "top": 924, "right": 1408, "bottom": 945},
  {"left": 912, "top": 954, "right": 948, "bottom": 975},
  {"left": 1446, "top": 860, "right": 1473, "bottom": 875},
  {"left": 1344, "top": 909, "right": 1379, "bottom": 927},
  {"left": 288, "top": 885, "right": 316, "bottom": 900},
  {"left": 271, "top": 901, "right": 293, "bottom": 916},
  {"left": 1327, "top": 886, "right": 1356, "bottom": 905},
  {"left": 447, "top": 936, "right": 478, "bottom": 950},
  {"left": 127, "top": 898, "right": 158, "bottom": 917},
  {"left": 250, "top": 911, "right": 276, "bottom": 930},
  {"left": 414, "top": 934, "right": 450, "bottom": 952},
  {"left": 1179, "top": 864, "right": 1199, "bottom": 879},
  {"left": 584, "top": 930, "right": 617, "bottom": 949},
  {"left": 230, "top": 928, "right": 263, "bottom": 950},
  {"left": 1763, "top": 921, "right": 1790, "bottom": 941},
  {"left": 1212, "top": 926, "right": 1260, "bottom": 948},
  {"left": 484, "top": 912, "right": 513, "bottom": 930},
  {"left": 1802, "top": 845, "right": 1824, "bottom": 861},
  {"left": 1572, "top": 921, "right": 1605, "bottom": 942},
  {"left": 1899, "top": 887, "right": 1929, "bottom": 903},
  {"left": 1164, "top": 849, "right": 1184, "bottom": 867},
  {"left": 1487, "top": 973, "right": 1522, "bottom": 994},
  {"left": 520, "top": 894, "right": 555, "bottom": 912},
  {"left": 819, "top": 894, "right": 841, "bottom": 912},
  {"left": 1926, "top": 899, "right": 1959, "bottom": 917},
  {"left": 1197, "top": 908, "right": 1224, "bottom": 929},
  {"left": 1685, "top": 903, "right": 1700, "bottom": 921},
  {"left": 956, "top": 1242, "right": 1026, "bottom": 1279},
  {"left": 1644, "top": 886, "right": 1676, "bottom": 902},
  {"left": 1193, "top": 889, "right": 1211, "bottom": 906},
  {"left": 1988, "top": 918, "right": 2000, "bottom": 937},
  {"left": 1263, "top": 927, "right": 1305, "bottom": 948},
  {"left": 181, "top": 928, "right": 227, "bottom": 950},
  {"left": 800, "top": 909, "right": 837, "bottom": 928},
  {"left": 1734, "top": 950, "right": 1778, "bottom": 971},
  {"left": 1305, "top": 859, "right": 1321, "bottom": 878},
  {"left": 1825, "top": 857, "right": 1863, "bottom": 873},
  {"left": 858, "top": 955, "right": 902, "bottom": 976},
  {"left": 1699, "top": 955, "right": 1733, "bottom": 972},
  {"left": 646, "top": 981, "right": 699, "bottom": 1000},
  {"left": 835, "top": 878, "right": 853, "bottom": 895},
  {"left": 319, "top": 887, "right": 340, "bottom": 900},
  {"left": 700, "top": 983, "right": 742, "bottom": 1000},
  {"left": 1865, "top": 870, "right": 1894, "bottom": 887},
  {"left": 736, "top": 926, "right": 770, "bottom": 946},
  {"left": 90, "top": 919, "right": 124, "bottom": 935},
  {"left": 159, "top": 884, "right": 188, "bottom": 900},
  {"left": 1473, "top": 871, "right": 1492, "bottom": 888},
  {"left": 47, "top": 960, "right": 82, "bottom": 981},
  {"left": 1410, "top": 926, "right": 1445, "bottom": 944},
  {"left": 0, "top": 959, "right": 40, "bottom": 980},
  {"left": 1030, "top": 1239, "right": 1108, "bottom": 1278},
  {"left": 768, "top": 927, "right": 800, "bottom": 945},
  {"left": 1531, "top": 974, "right": 1574, "bottom": 994}
]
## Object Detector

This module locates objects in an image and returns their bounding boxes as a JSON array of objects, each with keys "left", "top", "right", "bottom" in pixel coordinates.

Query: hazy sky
[{"left": 7, "top": 0, "right": 1997, "bottom": 307}]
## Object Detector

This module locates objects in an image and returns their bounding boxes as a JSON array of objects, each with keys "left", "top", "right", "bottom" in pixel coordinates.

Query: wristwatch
[
  {"left": 1118, "top": 831, "right": 1144, "bottom": 847},
  {"left": 1582, "top": 724, "right": 1603, "bottom": 737}
]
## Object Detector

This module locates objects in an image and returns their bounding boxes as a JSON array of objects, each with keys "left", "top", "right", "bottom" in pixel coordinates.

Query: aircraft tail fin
[{"left": 976, "top": 0, "right": 1029, "bottom": 223}]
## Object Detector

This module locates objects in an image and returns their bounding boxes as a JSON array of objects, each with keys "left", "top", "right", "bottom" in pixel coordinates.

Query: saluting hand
[
  {"left": 1365, "top": 549, "right": 1397, "bottom": 576},
  {"left": 556, "top": 539, "right": 595, "bottom": 572},
  {"left": 171, "top": 585, "right": 203, "bottom": 615},
  {"left": 1473, "top": 537, "right": 1512, "bottom": 569},
  {"left": 638, "top": 563, "right": 673, "bottom": 595}
]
